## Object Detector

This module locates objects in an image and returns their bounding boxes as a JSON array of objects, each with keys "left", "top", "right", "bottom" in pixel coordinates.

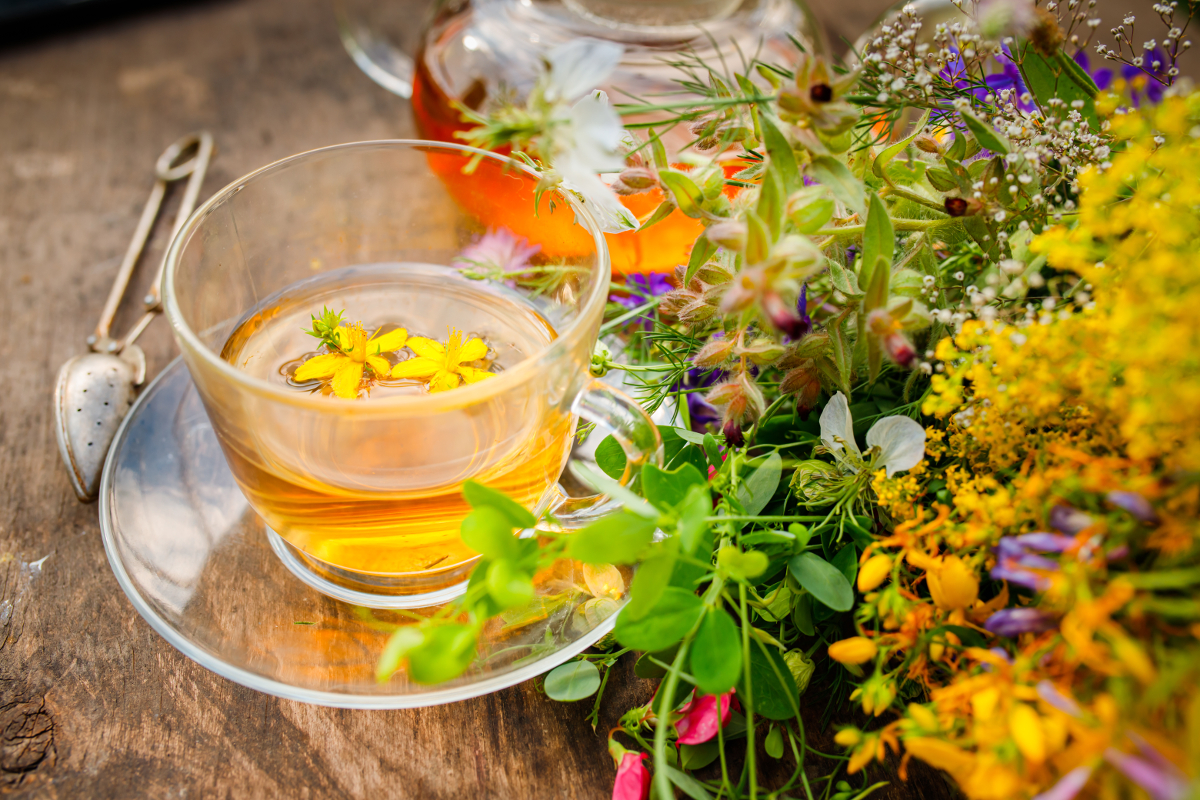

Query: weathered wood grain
[{"left": 0, "top": 0, "right": 1184, "bottom": 796}]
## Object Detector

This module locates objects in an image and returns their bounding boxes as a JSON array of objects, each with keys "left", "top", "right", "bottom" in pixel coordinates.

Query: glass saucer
[{"left": 98, "top": 358, "right": 627, "bottom": 709}]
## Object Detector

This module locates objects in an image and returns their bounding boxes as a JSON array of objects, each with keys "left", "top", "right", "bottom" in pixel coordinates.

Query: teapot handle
[{"left": 335, "top": 0, "right": 416, "bottom": 98}]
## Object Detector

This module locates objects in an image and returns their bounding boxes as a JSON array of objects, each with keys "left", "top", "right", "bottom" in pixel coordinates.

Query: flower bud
[
  {"left": 828, "top": 636, "right": 878, "bottom": 665},
  {"left": 779, "top": 364, "right": 821, "bottom": 414},
  {"left": 777, "top": 86, "right": 807, "bottom": 113},
  {"left": 857, "top": 554, "right": 893, "bottom": 592},
  {"left": 616, "top": 167, "right": 658, "bottom": 191},
  {"left": 914, "top": 135, "right": 943, "bottom": 154},
  {"left": 809, "top": 83, "right": 833, "bottom": 103},
  {"left": 693, "top": 338, "right": 736, "bottom": 368},
  {"left": 944, "top": 197, "right": 969, "bottom": 217},
  {"left": 706, "top": 220, "right": 748, "bottom": 250},
  {"left": 783, "top": 649, "right": 816, "bottom": 695},
  {"left": 927, "top": 555, "right": 979, "bottom": 610},
  {"left": 834, "top": 728, "right": 862, "bottom": 747},
  {"left": 722, "top": 419, "right": 745, "bottom": 447},
  {"left": 763, "top": 291, "right": 812, "bottom": 339},
  {"left": 611, "top": 751, "right": 652, "bottom": 800}
]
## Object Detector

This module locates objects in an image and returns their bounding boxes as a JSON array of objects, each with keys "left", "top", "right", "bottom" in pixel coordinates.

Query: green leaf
[
  {"left": 702, "top": 433, "right": 722, "bottom": 469},
  {"left": 864, "top": 254, "right": 890, "bottom": 314},
  {"left": 757, "top": 166, "right": 786, "bottom": 241},
  {"left": 809, "top": 155, "right": 865, "bottom": 217},
  {"left": 571, "top": 461, "right": 659, "bottom": 518},
  {"left": 871, "top": 108, "right": 931, "bottom": 181},
  {"left": 926, "top": 167, "right": 957, "bottom": 192},
  {"left": 1056, "top": 49, "right": 1100, "bottom": 97},
  {"left": 627, "top": 549, "right": 677, "bottom": 620},
  {"left": 831, "top": 543, "right": 858, "bottom": 587},
  {"left": 460, "top": 506, "right": 520, "bottom": 561},
  {"left": 745, "top": 208, "right": 770, "bottom": 265},
  {"left": 736, "top": 452, "right": 783, "bottom": 518},
  {"left": 829, "top": 260, "right": 862, "bottom": 296},
  {"left": 677, "top": 484, "right": 712, "bottom": 555},
  {"left": 685, "top": 235, "right": 718, "bottom": 284},
  {"left": 1122, "top": 567, "right": 1200, "bottom": 589},
  {"left": 543, "top": 659, "right": 602, "bottom": 701},
  {"left": 717, "top": 546, "right": 769, "bottom": 580},
  {"left": 864, "top": 191, "right": 892, "bottom": 304},
  {"left": 568, "top": 511, "right": 658, "bottom": 565},
  {"left": 659, "top": 169, "right": 705, "bottom": 218},
  {"left": 790, "top": 196, "right": 835, "bottom": 234},
  {"left": 1018, "top": 45, "right": 1099, "bottom": 130},
  {"left": 760, "top": 114, "right": 800, "bottom": 194},
  {"left": 405, "top": 624, "right": 478, "bottom": 684},
  {"left": 595, "top": 434, "right": 627, "bottom": 480},
  {"left": 765, "top": 725, "right": 785, "bottom": 759},
  {"left": 827, "top": 311, "right": 854, "bottom": 396},
  {"left": 960, "top": 110, "right": 1010, "bottom": 155},
  {"left": 945, "top": 132, "right": 967, "bottom": 162},
  {"left": 791, "top": 592, "right": 815, "bottom": 636},
  {"left": 462, "top": 481, "right": 536, "bottom": 528},
  {"left": 486, "top": 559, "right": 534, "bottom": 609},
  {"left": 691, "top": 609, "right": 743, "bottom": 694},
  {"left": 738, "top": 643, "right": 799, "bottom": 720},
  {"left": 639, "top": 200, "right": 676, "bottom": 232},
  {"left": 649, "top": 129, "right": 669, "bottom": 169},
  {"left": 680, "top": 741, "right": 721, "bottom": 771},
  {"left": 788, "top": 552, "right": 854, "bottom": 612},
  {"left": 643, "top": 462, "right": 707, "bottom": 511},
  {"left": 375, "top": 627, "right": 424, "bottom": 682},
  {"left": 615, "top": 587, "right": 704, "bottom": 651},
  {"left": 663, "top": 765, "right": 716, "bottom": 800}
]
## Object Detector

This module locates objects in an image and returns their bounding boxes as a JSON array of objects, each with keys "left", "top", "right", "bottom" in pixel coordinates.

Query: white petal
[
  {"left": 819, "top": 391, "right": 860, "bottom": 457},
  {"left": 544, "top": 39, "right": 624, "bottom": 102},
  {"left": 563, "top": 91, "right": 627, "bottom": 172},
  {"left": 866, "top": 415, "right": 926, "bottom": 476},
  {"left": 558, "top": 163, "right": 638, "bottom": 233}
]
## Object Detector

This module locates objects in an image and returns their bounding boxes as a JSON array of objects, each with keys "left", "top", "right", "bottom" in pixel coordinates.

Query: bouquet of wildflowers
[{"left": 376, "top": 1, "right": 1200, "bottom": 798}]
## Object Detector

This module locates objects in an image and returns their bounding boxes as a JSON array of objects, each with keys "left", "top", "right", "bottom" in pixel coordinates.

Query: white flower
[
  {"left": 552, "top": 90, "right": 638, "bottom": 232},
  {"left": 542, "top": 39, "right": 623, "bottom": 103},
  {"left": 818, "top": 392, "right": 926, "bottom": 477}
]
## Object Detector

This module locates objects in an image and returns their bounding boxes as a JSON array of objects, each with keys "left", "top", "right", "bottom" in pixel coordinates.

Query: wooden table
[{"left": 0, "top": 0, "right": 1169, "bottom": 795}]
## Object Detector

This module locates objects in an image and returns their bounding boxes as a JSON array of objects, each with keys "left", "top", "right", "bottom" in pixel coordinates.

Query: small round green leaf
[
  {"left": 615, "top": 587, "right": 704, "bottom": 652},
  {"left": 690, "top": 609, "right": 742, "bottom": 694},
  {"left": 788, "top": 552, "right": 854, "bottom": 612},
  {"left": 568, "top": 511, "right": 658, "bottom": 565},
  {"left": 765, "top": 725, "right": 784, "bottom": 759},
  {"left": 460, "top": 506, "right": 519, "bottom": 561},
  {"left": 738, "top": 643, "right": 800, "bottom": 721},
  {"left": 462, "top": 481, "right": 536, "bottom": 528},
  {"left": 405, "top": 624, "right": 478, "bottom": 684},
  {"left": 543, "top": 660, "right": 601, "bottom": 702},
  {"left": 486, "top": 560, "right": 533, "bottom": 609}
]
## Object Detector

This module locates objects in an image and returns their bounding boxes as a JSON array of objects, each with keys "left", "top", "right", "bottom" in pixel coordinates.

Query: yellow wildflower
[
  {"left": 295, "top": 323, "right": 409, "bottom": 399},
  {"left": 391, "top": 328, "right": 496, "bottom": 393},
  {"left": 828, "top": 636, "right": 878, "bottom": 665},
  {"left": 857, "top": 554, "right": 893, "bottom": 592},
  {"left": 1008, "top": 704, "right": 1046, "bottom": 764},
  {"left": 926, "top": 555, "right": 979, "bottom": 610}
]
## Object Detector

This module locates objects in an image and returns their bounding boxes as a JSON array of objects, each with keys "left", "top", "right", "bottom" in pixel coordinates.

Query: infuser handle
[{"left": 547, "top": 379, "right": 664, "bottom": 529}]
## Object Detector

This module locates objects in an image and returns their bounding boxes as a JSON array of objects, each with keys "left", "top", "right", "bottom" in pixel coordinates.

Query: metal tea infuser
[{"left": 54, "top": 131, "right": 214, "bottom": 502}]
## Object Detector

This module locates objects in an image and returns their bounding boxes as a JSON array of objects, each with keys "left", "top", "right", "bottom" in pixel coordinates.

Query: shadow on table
[{"left": 0, "top": 0, "right": 237, "bottom": 51}]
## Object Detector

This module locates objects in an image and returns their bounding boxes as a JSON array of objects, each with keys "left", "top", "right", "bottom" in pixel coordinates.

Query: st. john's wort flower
[
  {"left": 294, "top": 318, "right": 409, "bottom": 400},
  {"left": 390, "top": 328, "right": 495, "bottom": 393}
]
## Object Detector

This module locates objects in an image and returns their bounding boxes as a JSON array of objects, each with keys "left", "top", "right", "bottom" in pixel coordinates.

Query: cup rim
[{"left": 163, "top": 139, "right": 611, "bottom": 412}]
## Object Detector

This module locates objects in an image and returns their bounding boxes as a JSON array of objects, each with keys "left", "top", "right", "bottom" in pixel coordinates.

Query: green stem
[
  {"left": 653, "top": 638, "right": 692, "bottom": 800},
  {"left": 813, "top": 216, "right": 956, "bottom": 238},
  {"left": 738, "top": 583, "right": 758, "bottom": 800},
  {"left": 708, "top": 515, "right": 827, "bottom": 523}
]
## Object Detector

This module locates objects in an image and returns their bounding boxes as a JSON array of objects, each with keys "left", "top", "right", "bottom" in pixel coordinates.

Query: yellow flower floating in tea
[
  {"left": 294, "top": 308, "right": 495, "bottom": 398},
  {"left": 390, "top": 329, "right": 496, "bottom": 393},
  {"left": 295, "top": 308, "right": 410, "bottom": 399}
]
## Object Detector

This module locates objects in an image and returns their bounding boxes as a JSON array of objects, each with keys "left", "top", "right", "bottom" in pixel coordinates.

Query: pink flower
[
  {"left": 611, "top": 752, "right": 651, "bottom": 800},
  {"left": 675, "top": 691, "right": 735, "bottom": 745},
  {"left": 453, "top": 228, "right": 540, "bottom": 281}
]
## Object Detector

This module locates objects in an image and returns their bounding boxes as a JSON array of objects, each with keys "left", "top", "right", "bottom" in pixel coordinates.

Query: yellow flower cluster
[{"left": 833, "top": 94, "right": 1200, "bottom": 799}]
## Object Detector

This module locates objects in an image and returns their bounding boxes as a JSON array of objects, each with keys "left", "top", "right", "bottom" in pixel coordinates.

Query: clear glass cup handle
[
  {"left": 334, "top": 0, "right": 416, "bottom": 98},
  {"left": 548, "top": 378, "right": 664, "bottom": 529}
]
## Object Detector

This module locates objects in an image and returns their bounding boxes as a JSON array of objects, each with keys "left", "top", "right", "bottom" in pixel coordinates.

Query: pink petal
[
  {"left": 675, "top": 691, "right": 734, "bottom": 745},
  {"left": 612, "top": 752, "right": 651, "bottom": 800}
]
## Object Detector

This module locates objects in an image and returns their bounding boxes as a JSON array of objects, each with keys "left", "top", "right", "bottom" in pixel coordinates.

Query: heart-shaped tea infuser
[{"left": 54, "top": 132, "right": 214, "bottom": 502}]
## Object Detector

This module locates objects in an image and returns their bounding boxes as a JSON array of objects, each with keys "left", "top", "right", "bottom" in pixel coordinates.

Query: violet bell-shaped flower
[
  {"left": 818, "top": 392, "right": 926, "bottom": 477},
  {"left": 984, "top": 607, "right": 1057, "bottom": 637},
  {"left": 1104, "top": 732, "right": 1192, "bottom": 800},
  {"left": 990, "top": 532, "right": 1074, "bottom": 590}
]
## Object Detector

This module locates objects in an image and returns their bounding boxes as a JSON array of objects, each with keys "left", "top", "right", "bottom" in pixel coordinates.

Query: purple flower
[
  {"left": 1032, "top": 766, "right": 1094, "bottom": 800},
  {"left": 1121, "top": 48, "right": 1169, "bottom": 106},
  {"left": 1049, "top": 505, "right": 1094, "bottom": 534},
  {"left": 1074, "top": 51, "right": 1113, "bottom": 91},
  {"left": 985, "top": 607, "right": 1056, "bottom": 637},
  {"left": 676, "top": 367, "right": 725, "bottom": 432},
  {"left": 609, "top": 273, "right": 672, "bottom": 330},
  {"left": 1013, "top": 532, "right": 1076, "bottom": 551},
  {"left": 986, "top": 46, "right": 1036, "bottom": 112},
  {"left": 1036, "top": 680, "right": 1082, "bottom": 716},
  {"left": 453, "top": 227, "right": 541, "bottom": 281},
  {"left": 1106, "top": 490, "right": 1159, "bottom": 523},
  {"left": 1104, "top": 735, "right": 1191, "bottom": 800},
  {"left": 991, "top": 534, "right": 1070, "bottom": 590}
]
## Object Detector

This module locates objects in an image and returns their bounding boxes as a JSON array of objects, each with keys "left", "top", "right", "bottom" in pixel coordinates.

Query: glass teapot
[{"left": 336, "top": 0, "right": 823, "bottom": 273}]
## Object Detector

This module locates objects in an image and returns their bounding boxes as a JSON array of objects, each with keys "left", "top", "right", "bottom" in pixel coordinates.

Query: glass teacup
[{"left": 163, "top": 141, "right": 661, "bottom": 606}]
